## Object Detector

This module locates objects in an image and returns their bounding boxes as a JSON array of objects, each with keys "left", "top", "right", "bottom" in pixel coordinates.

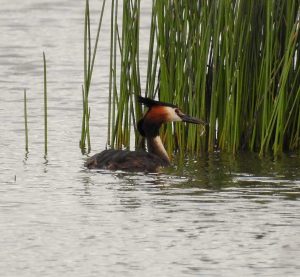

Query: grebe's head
[{"left": 137, "top": 96, "right": 206, "bottom": 137}]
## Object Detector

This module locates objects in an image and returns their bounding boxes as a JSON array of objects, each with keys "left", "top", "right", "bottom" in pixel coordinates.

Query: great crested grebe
[{"left": 85, "top": 96, "right": 206, "bottom": 172}]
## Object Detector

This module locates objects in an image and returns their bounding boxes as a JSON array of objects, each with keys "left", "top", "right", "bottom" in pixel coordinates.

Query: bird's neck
[{"left": 146, "top": 136, "right": 170, "bottom": 164}]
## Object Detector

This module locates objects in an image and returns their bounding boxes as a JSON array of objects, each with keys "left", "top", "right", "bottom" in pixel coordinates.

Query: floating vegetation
[{"left": 105, "top": 0, "right": 300, "bottom": 157}]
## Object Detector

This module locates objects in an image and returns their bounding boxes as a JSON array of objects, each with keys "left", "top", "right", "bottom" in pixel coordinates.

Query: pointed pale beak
[{"left": 179, "top": 114, "right": 207, "bottom": 125}]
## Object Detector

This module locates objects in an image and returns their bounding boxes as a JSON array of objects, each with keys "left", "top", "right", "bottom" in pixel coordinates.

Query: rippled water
[{"left": 1, "top": 1, "right": 300, "bottom": 276}]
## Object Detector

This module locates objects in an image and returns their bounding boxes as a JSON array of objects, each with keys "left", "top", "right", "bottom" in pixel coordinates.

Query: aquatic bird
[{"left": 85, "top": 96, "right": 206, "bottom": 172}]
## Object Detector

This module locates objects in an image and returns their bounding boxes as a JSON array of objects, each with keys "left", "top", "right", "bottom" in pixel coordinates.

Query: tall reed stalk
[
  {"left": 80, "top": 0, "right": 106, "bottom": 153},
  {"left": 43, "top": 52, "right": 48, "bottom": 156},
  {"left": 24, "top": 89, "right": 29, "bottom": 152},
  {"left": 106, "top": 0, "right": 300, "bottom": 157}
]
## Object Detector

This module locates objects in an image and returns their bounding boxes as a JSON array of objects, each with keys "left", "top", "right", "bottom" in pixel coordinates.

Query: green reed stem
[
  {"left": 107, "top": 0, "right": 115, "bottom": 147},
  {"left": 24, "top": 89, "right": 29, "bottom": 152},
  {"left": 43, "top": 52, "right": 47, "bottom": 156}
]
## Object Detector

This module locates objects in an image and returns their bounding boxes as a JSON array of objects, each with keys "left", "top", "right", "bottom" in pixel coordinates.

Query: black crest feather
[{"left": 138, "top": 96, "right": 177, "bottom": 108}]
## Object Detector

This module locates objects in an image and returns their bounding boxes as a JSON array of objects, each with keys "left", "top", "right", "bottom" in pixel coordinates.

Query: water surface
[{"left": 0, "top": 1, "right": 300, "bottom": 276}]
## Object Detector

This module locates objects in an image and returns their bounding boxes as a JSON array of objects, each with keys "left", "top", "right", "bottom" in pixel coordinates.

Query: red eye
[{"left": 175, "top": 108, "right": 183, "bottom": 116}]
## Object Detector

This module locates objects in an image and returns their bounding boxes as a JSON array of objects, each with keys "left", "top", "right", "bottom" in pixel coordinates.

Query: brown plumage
[{"left": 85, "top": 149, "right": 169, "bottom": 172}]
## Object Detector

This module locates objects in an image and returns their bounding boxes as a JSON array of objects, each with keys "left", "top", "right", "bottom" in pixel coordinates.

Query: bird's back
[{"left": 85, "top": 149, "right": 170, "bottom": 172}]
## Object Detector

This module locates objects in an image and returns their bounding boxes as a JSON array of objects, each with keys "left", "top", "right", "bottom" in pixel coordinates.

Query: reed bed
[
  {"left": 80, "top": 0, "right": 106, "bottom": 153},
  {"left": 107, "top": 0, "right": 143, "bottom": 151},
  {"left": 103, "top": 0, "right": 300, "bottom": 157}
]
